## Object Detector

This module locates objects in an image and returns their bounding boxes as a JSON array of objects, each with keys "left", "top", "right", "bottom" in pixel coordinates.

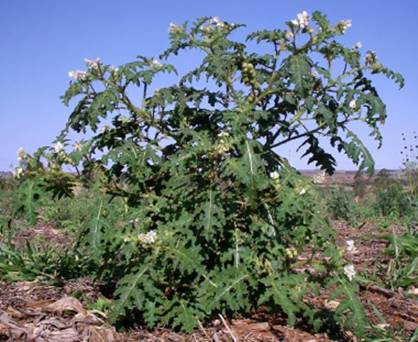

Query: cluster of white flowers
[
  {"left": 150, "top": 59, "right": 163, "bottom": 69},
  {"left": 353, "top": 42, "right": 362, "bottom": 50},
  {"left": 68, "top": 70, "right": 87, "bottom": 81},
  {"left": 365, "top": 51, "right": 377, "bottom": 66},
  {"left": 137, "top": 230, "right": 157, "bottom": 245},
  {"left": 17, "top": 147, "right": 26, "bottom": 161},
  {"left": 343, "top": 264, "right": 356, "bottom": 281},
  {"left": 269, "top": 171, "right": 279, "bottom": 180},
  {"left": 349, "top": 99, "right": 357, "bottom": 109},
  {"left": 15, "top": 147, "right": 28, "bottom": 177},
  {"left": 285, "top": 31, "right": 294, "bottom": 40},
  {"left": 169, "top": 22, "right": 183, "bottom": 33},
  {"left": 73, "top": 142, "right": 83, "bottom": 152},
  {"left": 338, "top": 19, "right": 352, "bottom": 33},
  {"left": 291, "top": 11, "right": 310, "bottom": 29},
  {"left": 54, "top": 142, "right": 64, "bottom": 154},
  {"left": 128, "top": 218, "right": 140, "bottom": 225},
  {"left": 209, "top": 16, "right": 225, "bottom": 29},
  {"left": 84, "top": 58, "right": 100, "bottom": 70},
  {"left": 109, "top": 66, "right": 119, "bottom": 74},
  {"left": 345, "top": 239, "right": 357, "bottom": 253},
  {"left": 13, "top": 167, "right": 24, "bottom": 179}
]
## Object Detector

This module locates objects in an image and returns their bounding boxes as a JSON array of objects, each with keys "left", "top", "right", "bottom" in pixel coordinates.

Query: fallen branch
[{"left": 360, "top": 284, "right": 398, "bottom": 298}]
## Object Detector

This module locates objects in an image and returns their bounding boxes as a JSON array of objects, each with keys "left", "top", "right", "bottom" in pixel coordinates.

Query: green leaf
[
  {"left": 287, "top": 55, "right": 311, "bottom": 96},
  {"left": 110, "top": 263, "right": 160, "bottom": 322},
  {"left": 259, "top": 273, "right": 308, "bottom": 326},
  {"left": 14, "top": 179, "right": 46, "bottom": 224},
  {"left": 343, "top": 130, "right": 375, "bottom": 175},
  {"left": 299, "top": 135, "right": 336, "bottom": 174}
]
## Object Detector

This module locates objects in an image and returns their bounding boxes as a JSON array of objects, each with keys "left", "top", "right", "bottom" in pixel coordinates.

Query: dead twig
[
  {"left": 360, "top": 284, "right": 398, "bottom": 299},
  {"left": 218, "top": 314, "right": 237, "bottom": 342},
  {"left": 197, "top": 319, "right": 211, "bottom": 341}
]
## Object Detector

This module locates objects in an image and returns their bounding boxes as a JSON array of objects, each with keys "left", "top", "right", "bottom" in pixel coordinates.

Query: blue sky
[{"left": 1, "top": 0, "right": 417, "bottom": 171}]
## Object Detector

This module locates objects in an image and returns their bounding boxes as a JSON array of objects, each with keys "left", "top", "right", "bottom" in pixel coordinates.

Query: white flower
[
  {"left": 169, "top": 22, "right": 182, "bottom": 33},
  {"left": 17, "top": 147, "right": 26, "bottom": 161},
  {"left": 209, "top": 16, "right": 221, "bottom": 25},
  {"left": 128, "top": 218, "right": 140, "bottom": 225},
  {"left": 54, "top": 142, "right": 64, "bottom": 153},
  {"left": 84, "top": 58, "right": 100, "bottom": 70},
  {"left": 292, "top": 11, "right": 310, "bottom": 29},
  {"left": 138, "top": 230, "right": 157, "bottom": 244},
  {"left": 209, "top": 16, "right": 225, "bottom": 29},
  {"left": 13, "top": 167, "right": 24, "bottom": 179},
  {"left": 354, "top": 42, "right": 362, "bottom": 49},
  {"left": 349, "top": 99, "right": 357, "bottom": 109},
  {"left": 345, "top": 240, "right": 357, "bottom": 253},
  {"left": 270, "top": 171, "right": 280, "bottom": 180},
  {"left": 73, "top": 142, "right": 82, "bottom": 152},
  {"left": 68, "top": 70, "right": 87, "bottom": 81},
  {"left": 365, "top": 51, "right": 377, "bottom": 66},
  {"left": 343, "top": 264, "right": 356, "bottom": 281},
  {"left": 150, "top": 59, "right": 162, "bottom": 68},
  {"left": 217, "top": 131, "right": 229, "bottom": 138},
  {"left": 339, "top": 19, "right": 352, "bottom": 33},
  {"left": 285, "top": 31, "right": 294, "bottom": 40},
  {"left": 298, "top": 187, "right": 307, "bottom": 195},
  {"left": 311, "top": 69, "right": 319, "bottom": 78},
  {"left": 100, "top": 125, "right": 110, "bottom": 133}
]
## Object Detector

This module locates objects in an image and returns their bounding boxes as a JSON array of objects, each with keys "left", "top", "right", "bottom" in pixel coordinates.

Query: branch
[{"left": 269, "top": 125, "right": 325, "bottom": 149}]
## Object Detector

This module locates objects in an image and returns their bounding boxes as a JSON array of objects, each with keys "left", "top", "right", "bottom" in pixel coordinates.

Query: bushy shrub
[
  {"left": 326, "top": 187, "right": 358, "bottom": 223},
  {"left": 374, "top": 182, "right": 412, "bottom": 217},
  {"left": 10, "top": 11, "right": 403, "bottom": 338}
]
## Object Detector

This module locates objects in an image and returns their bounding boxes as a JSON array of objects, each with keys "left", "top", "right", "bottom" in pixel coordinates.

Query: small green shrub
[
  {"left": 373, "top": 182, "right": 412, "bottom": 217},
  {"left": 326, "top": 187, "right": 360, "bottom": 225},
  {"left": 0, "top": 241, "right": 95, "bottom": 283},
  {"left": 38, "top": 185, "right": 108, "bottom": 235}
]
